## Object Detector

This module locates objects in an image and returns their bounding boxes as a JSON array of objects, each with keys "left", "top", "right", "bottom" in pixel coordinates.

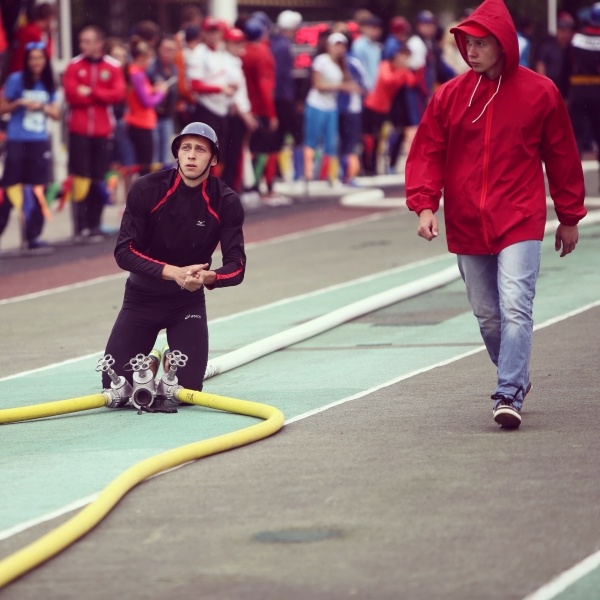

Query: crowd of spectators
[{"left": 0, "top": 2, "right": 598, "bottom": 253}]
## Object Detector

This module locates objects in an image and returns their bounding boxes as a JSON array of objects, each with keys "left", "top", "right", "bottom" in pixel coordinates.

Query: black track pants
[{"left": 102, "top": 280, "right": 209, "bottom": 392}]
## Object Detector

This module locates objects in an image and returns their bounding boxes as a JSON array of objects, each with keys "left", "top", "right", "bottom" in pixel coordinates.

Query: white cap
[
  {"left": 277, "top": 10, "right": 302, "bottom": 30},
  {"left": 327, "top": 32, "right": 348, "bottom": 45}
]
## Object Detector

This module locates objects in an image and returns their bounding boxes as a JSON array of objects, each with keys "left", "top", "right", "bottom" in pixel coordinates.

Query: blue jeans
[{"left": 457, "top": 241, "right": 542, "bottom": 411}]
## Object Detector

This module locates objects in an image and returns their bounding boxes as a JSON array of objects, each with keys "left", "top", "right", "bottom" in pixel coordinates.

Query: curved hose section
[
  {"left": 0, "top": 390, "right": 284, "bottom": 589},
  {"left": 0, "top": 394, "right": 107, "bottom": 424}
]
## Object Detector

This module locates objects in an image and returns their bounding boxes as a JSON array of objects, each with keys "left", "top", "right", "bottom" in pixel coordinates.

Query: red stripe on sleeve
[
  {"left": 201, "top": 179, "right": 221, "bottom": 223},
  {"left": 129, "top": 241, "right": 166, "bottom": 266}
]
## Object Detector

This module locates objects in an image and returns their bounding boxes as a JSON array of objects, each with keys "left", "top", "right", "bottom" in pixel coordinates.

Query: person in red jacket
[
  {"left": 63, "top": 25, "right": 125, "bottom": 241},
  {"left": 405, "top": 0, "right": 587, "bottom": 430},
  {"left": 0, "top": 11, "right": 8, "bottom": 81},
  {"left": 7, "top": 3, "right": 55, "bottom": 75},
  {"left": 241, "top": 17, "right": 289, "bottom": 206},
  {"left": 362, "top": 44, "right": 416, "bottom": 175}
]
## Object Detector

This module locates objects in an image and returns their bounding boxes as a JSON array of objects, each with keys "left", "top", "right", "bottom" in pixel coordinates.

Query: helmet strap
[{"left": 177, "top": 153, "right": 215, "bottom": 182}]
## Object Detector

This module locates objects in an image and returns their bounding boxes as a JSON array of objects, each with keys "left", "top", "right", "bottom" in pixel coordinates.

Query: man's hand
[
  {"left": 77, "top": 85, "right": 92, "bottom": 96},
  {"left": 162, "top": 263, "right": 215, "bottom": 291},
  {"left": 555, "top": 224, "right": 579, "bottom": 257},
  {"left": 417, "top": 209, "right": 439, "bottom": 241}
]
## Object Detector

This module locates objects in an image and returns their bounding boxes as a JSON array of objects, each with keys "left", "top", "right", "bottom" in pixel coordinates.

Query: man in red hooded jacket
[{"left": 405, "top": 0, "right": 586, "bottom": 430}]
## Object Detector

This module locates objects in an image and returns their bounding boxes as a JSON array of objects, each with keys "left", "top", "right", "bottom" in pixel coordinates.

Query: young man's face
[
  {"left": 465, "top": 34, "right": 504, "bottom": 78},
  {"left": 177, "top": 135, "right": 216, "bottom": 182}
]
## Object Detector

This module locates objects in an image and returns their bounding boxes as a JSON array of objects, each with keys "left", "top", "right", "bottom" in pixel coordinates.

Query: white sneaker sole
[{"left": 493, "top": 407, "right": 522, "bottom": 429}]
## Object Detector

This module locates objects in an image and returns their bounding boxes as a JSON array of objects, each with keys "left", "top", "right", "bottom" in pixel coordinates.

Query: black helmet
[{"left": 171, "top": 122, "right": 219, "bottom": 161}]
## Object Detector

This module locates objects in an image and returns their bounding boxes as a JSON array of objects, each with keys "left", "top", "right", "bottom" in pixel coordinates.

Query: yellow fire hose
[{"left": 0, "top": 389, "right": 284, "bottom": 589}]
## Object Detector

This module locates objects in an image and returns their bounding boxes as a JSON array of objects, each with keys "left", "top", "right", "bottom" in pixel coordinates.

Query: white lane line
[
  {"left": 0, "top": 211, "right": 401, "bottom": 307},
  {"left": 287, "top": 298, "right": 600, "bottom": 424},
  {"left": 0, "top": 496, "right": 98, "bottom": 541},
  {"left": 522, "top": 550, "right": 600, "bottom": 600},
  {"left": 0, "top": 253, "right": 452, "bottom": 383},
  {"left": 2, "top": 298, "right": 599, "bottom": 544}
]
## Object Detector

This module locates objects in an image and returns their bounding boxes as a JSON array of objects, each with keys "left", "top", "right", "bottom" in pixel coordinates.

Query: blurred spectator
[
  {"left": 124, "top": 37, "right": 168, "bottom": 177},
  {"left": 104, "top": 37, "right": 135, "bottom": 200},
  {"left": 351, "top": 14, "right": 382, "bottom": 91},
  {"left": 382, "top": 16, "right": 414, "bottom": 172},
  {"left": 186, "top": 18, "right": 234, "bottom": 145},
  {"left": 221, "top": 27, "right": 257, "bottom": 194},
  {"left": 63, "top": 25, "right": 125, "bottom": 241},
  {"left": 403, "top": 21, "right": 429, "bottom": 158},
  {"left": 440, "top": 22, "right": 471, "bottom": 77},
  {"left": 271, "top": 10, "right": 304, "bottom": 182},
  {"left": 338, "top": 32, "right": 367, "bottom": 184},
  {"left": 0, "top": 42, "right": 59, "bottom": 251},
  {"left": 7, "top": 3, "right": 55, "bottom": 75},
  {"left": 383, "top": 16, "right": 411, "bottom": 60},
  {"left": 178, "top": 4, "right": 204, "bottom": 37},
  {"left": 516, "top": 17, "right": 533, "bottom": 68},
  {"left": 304, "top": 33, "right": 357, "bottom": 185},
  {"left": 147, "top": 35, "right": 179, "bottom": 168},
  {"left": 241, "top": 17, "right": 287, "bottom": 205},
  {"left": 535, "top": 12, "right": 576, "bottom": 97},
  {"left": 362, "top": 45, "right": 416, "bottom": 175},
  {"left": 133, "top": 20, "right": 161, "bottom": 49},
  {"left": 0, "top": 11, "right": 8, "bottom": 81},
  {"left": 566, "top": 2, "right": 600, "bottom": 185},
  {"left": 414, "top": 10, "right": 445, "bottom": 98},
  {"left": 175, "top": 25, "right": 202, "bottom": 128}
]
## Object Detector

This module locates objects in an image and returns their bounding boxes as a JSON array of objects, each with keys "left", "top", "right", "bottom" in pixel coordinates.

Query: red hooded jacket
[{"left": 405, "top": 0, "right": 586, "bottom": 255}]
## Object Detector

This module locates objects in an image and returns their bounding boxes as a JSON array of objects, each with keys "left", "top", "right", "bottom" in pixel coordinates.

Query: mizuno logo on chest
[{"left": 196, "top": 220, "right": 205, "bottom": 227}]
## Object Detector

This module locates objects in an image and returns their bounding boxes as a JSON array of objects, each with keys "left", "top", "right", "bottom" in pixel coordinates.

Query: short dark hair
[
  {"left": 34, "top": 3, "right": 55, "bottom": 21},
  {"left": 80, "top": 25, "right": 106, "bottom": 41},
  {"left": 23, "top": 45, "right": 55, "bottom": 95}
]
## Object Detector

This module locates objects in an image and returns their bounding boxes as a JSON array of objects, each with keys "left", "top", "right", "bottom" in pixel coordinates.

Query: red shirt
[
  {"left": 8, "top": 22, "right": 53, "bottom": 73},
  {"left": 241, "top": 41, "right": 276, "bottom": 119},
  {"left": 124, "top": 64, "right": 165, "bottom": 130},
  {"left": 0, "top": 12, "right": 7, "bottom": 55},
  {"left": 364, "top": 61, "right": 416, "bottom": 114}
]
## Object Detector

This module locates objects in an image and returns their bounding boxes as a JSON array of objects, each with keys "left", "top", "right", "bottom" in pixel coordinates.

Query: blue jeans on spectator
[
  {"left": 457, "top": 240, "right": 542, "bottom": 411},
  {"left": 153, "top": 117, "right": 175, "bottom": 166}
]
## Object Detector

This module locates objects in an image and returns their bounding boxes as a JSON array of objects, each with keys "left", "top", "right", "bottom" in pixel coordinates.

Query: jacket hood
[{"left": 450, "top": 0, "right": 519, "bottom": 77}]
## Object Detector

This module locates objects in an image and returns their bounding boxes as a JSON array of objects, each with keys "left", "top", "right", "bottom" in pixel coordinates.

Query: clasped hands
[{"left": 162, "top": 263, "right": 214, "bottom": 291}]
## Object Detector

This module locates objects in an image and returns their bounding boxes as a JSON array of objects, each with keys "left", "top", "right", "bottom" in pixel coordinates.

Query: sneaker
[{"left": 492, "top": 396, "right": 522, "bottom": 429}]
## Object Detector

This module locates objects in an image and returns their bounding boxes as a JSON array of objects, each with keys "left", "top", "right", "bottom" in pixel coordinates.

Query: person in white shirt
[
  {"left": 185, "top": 17, "right": 237, "bottom": 145},
  {"left": 303, "top": 32, "right": 359, "bottom": 184}
]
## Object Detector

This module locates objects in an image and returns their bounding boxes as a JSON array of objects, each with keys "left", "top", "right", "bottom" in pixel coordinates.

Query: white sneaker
[{"left": 492, "top": 398, "right": 522, "bottom": 429}]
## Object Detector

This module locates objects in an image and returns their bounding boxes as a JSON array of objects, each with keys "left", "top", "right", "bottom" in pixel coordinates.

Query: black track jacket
[{"left": 114, "top": 169, "right": 245, "bottom": 294}]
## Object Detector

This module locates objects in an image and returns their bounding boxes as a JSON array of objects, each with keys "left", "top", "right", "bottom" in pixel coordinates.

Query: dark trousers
[{"left": 103, "top": 280, "right": 209, "bottom": 392}]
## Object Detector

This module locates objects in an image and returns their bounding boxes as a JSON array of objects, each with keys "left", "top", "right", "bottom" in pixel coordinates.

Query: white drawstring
[
  {"left": 468, "top": 74, "right": 482, "bottom": 107},
  {"left": 471, "top": 75, "right": 503, "bottom": 123}
]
